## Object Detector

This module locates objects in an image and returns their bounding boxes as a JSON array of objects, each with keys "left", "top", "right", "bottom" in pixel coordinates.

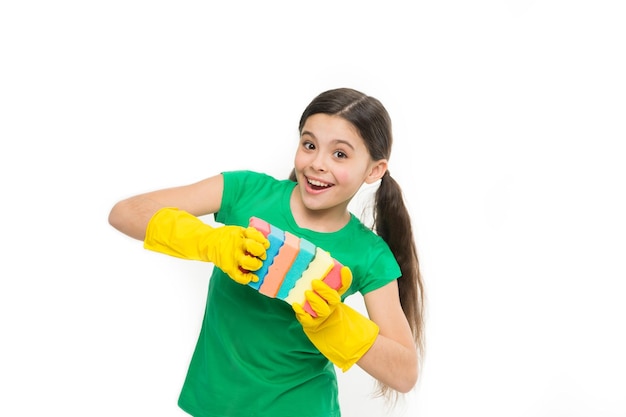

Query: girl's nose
[{"left": 311, "top": 153, "right": 327, "bottom": 172}]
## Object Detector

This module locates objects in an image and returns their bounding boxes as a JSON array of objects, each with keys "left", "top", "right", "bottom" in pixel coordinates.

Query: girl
[{"left": 108, "top": 88, "right": 425, "bottom": 416}]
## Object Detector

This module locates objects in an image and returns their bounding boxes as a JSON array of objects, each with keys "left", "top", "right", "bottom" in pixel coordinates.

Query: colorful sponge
[{"left": 248, "top": 217, "right": 345, "bottom": 316}]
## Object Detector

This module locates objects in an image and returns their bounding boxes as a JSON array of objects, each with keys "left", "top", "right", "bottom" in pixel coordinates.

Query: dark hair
[{"left": 290, "top": 88, "right": 425, "bottom": 398}]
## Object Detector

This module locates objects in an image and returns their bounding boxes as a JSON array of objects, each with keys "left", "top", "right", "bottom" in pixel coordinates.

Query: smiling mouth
[{"left": 306, "top": 177, "right": 334, "bottom": 191}]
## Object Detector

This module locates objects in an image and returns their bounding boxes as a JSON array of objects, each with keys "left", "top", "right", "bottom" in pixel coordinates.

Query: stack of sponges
[{"left": 248, "top": 217, "right": 343, "bottom": 316}]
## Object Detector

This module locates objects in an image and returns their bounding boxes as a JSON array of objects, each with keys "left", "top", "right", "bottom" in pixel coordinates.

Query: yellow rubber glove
[
  {"left": 293, "top": 267, "right": 380, "bottom": 372},
  {"left": 144, "top": 207, "right": 269, "bottom": 284}
]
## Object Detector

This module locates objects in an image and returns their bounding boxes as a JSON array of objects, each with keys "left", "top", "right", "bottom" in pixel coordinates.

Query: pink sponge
[{"left": 248, "top": 217, "right": 345, "bottom": 316}]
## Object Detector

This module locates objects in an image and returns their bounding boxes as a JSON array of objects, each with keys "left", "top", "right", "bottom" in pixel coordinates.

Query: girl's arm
[
  {"left": 108, "top": 174, "right": 224, "bottom": 240},
  {"left": 357, "top": 280, "right": 419, "bottom": 393}
]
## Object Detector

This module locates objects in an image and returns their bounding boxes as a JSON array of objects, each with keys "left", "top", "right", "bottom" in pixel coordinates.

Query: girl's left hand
[{"left": 293, "top": 268, "right": 379, "bottom": 372}]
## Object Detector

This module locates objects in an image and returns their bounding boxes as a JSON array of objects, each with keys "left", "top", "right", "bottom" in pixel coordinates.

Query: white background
[{"left": 1, "top": 1, "right": 625, "bottom": 416}]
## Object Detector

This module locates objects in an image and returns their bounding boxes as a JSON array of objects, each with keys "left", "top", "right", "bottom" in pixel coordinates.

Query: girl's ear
[{"left": 365, "top": 159, "right": 388, "bottom": 184}]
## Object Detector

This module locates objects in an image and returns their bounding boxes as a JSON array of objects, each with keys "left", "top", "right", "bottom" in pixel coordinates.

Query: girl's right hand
[{"left": 144, "top": 207, "right": 269, "bottom": 284}]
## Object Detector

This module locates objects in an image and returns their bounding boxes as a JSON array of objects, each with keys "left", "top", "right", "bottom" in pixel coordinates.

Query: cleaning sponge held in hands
[{"left": 247, "top": 217, "right": 346, "bottom": 316}]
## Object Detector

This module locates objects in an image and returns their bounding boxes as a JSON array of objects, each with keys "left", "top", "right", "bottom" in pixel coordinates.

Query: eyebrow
[{"left": 301, "top": 130, "right": 356, "bottom": 151}]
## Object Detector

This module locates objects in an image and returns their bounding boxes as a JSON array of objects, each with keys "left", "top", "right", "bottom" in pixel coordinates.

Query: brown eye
[{"left": 333, "top": 150, "right": 347, "bottom": 159}]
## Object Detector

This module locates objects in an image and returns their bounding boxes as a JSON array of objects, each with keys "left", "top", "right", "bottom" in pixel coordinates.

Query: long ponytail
[
  {"left": 374, "top": 170, "right": 425, "bottom": 363},
  {"left": 370, "top": 171, "right": 425, "bottom": 400}
]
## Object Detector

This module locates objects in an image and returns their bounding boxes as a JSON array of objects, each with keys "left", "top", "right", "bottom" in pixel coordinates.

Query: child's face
[{"left": 293, "top": 113, "right": 387, "bottom": 219}]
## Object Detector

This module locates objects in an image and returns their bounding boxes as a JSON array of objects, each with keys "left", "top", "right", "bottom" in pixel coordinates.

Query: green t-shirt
[{"left": 178, "top": 170, "right": 401, "bottom": 417}]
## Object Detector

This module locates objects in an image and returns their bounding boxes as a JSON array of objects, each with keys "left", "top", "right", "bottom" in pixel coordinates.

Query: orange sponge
[{"left": 259, "top": 231, "right": 300, "bottom": 297}]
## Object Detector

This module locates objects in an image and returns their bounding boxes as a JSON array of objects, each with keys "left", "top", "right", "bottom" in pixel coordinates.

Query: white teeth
[{"left": 308, "top": 178, "right": 331, "bottom": 187}]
